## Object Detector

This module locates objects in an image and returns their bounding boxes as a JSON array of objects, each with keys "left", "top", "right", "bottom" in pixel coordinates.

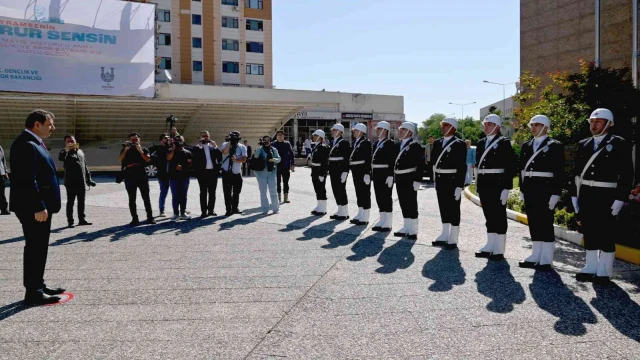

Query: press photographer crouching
[
  {"left": 118, "top": 132, "right": 155, "bottom": 226},
  {"left": 58, "top": 135, "right": 96, "bottom": 228},
  {"left": 221, "top": 131, "right": 247, "bottom": 216},
  {"left": 167, "top": 135, "right": 193, "bottom": 220}
]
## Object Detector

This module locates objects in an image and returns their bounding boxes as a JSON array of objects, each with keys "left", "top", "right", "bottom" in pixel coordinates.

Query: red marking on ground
[{"left": 43, "top": 292, "right": 74, "bottom": 306}]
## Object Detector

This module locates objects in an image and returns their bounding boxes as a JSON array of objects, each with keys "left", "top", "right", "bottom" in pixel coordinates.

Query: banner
[{"left": 0, "top": 0, "right": 156, "bottom": 97}]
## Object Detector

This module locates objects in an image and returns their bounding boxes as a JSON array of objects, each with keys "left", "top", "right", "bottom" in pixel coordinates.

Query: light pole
[{"left": 449, "top": 101, "right": 476, "bottom": 140}]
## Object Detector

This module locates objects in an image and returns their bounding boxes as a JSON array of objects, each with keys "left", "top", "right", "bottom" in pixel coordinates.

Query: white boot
[
  {"left": 373, "top": 212, "right": 385, "bottom": 228},
  {"left": 312, "top": 200, "right": 321, "bottom": 213},
  {"left": 339, "top": 205, "right": 349, "bottom": 218},
  {"left": 596, "top": 251, "right": 615, "bottom": 278},
  {"left": 448, "top": 226, "right": 460, "bottom": 245},
  {"left": 332, "top": 205, "right": 341, "bottom": 217},
  {"left": 318, "top": 200, "right": 327, "bottom": 214},
  {"left": 523, "top": 241, "right": 543, "bottom": 264},
  {"left": 352, "top": 207, "right": 363, "bottom": 221},
  {"left": 383, "top": 212, "right": 393, "bottom": 230},
  {"left": 492, "top": 234, "right": 506, "bottom": 255},
  {"left": 359, "top": 209, "right": 370, "bottom": 224},
  {"left": 538, "top": 242, "right": 555, "bottom": 266},
  {"left": 477, "top": 233, "right": 496, "bottom": 254},
  {"left": 394, "top": 218, "right": 410, "bottom": 235},
  {"left": 407, "top": 218, "right": 418, "bottom": 239},
  {"left": 579, "top": 250, "right": 599, "bottom": 274},
  {"left": 435, "top": 223, "right": 451, "bottom": 242}
]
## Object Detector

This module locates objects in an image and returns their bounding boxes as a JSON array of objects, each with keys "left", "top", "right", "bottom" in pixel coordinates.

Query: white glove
[
  {"left": 520, "top": 192, "right": 525, "bottom": 202},
  {"left": 611, "top": 200, "right": 624, "bottom": 216},
  {"left": 319, "top": 176, "right": 325, "bottom": 182},
  {"left": 341, "top": 172, "right": 348, "bottom": 183},
  {"left": 500, "top": 189, "right": 509, "bottom": 205},
  {"left": 571, "top": 196, "right": 579, "bottom": 213},
  {"left": 548, "top": 195, "right": 559, "bottom": 210},
  {"left": 454, "top": 187, "right": 462, "bottom": 201},
  {"left": 413, "top": 182, "right": 421, "bottom": 192},
  {"left": 386, "top": 176, "right": 394, "bottom": 188},
  {"left": 363, "top": 174, "right": 371, "bottom": 185}
]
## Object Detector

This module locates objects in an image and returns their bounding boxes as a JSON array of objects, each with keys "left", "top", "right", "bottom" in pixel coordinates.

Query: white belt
[
  {"left": 435, "top": 169, "right": 457, "bottom": 174},
  {"left": 395, "top": 167, "right": 417, "bottom": 175},
  {"left": 582, "top": 180, "right": 617, "bottom": 188},
  {"left": 350, "top": 160, "right": 365, "bottom": 165},
  {"left": 329, "top": 157, "right": 344, "bottom": 161},
  {"left": 477, "top": 168, "right": 505, "bottom": 175},
  {"left": 372, "top": 164, "right": 389, "bottom": 169},
  {"left": 521, "top": 171, "right": 554, "bottom": 178},
  {"left": 309, "top": 162, "right": 322, "bottom": 167}
]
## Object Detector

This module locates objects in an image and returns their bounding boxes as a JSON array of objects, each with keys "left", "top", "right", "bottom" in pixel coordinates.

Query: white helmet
[
  {"left": 353, "top": 123, "right": 367, "bottom": 134},
  {"left": 331, "top": 123, "right": 345, "bottom": 132},
  {"left": 399, "top": 122, "right": 416, "bottom": 133},
  {"left": 589, "top": 108, "right": 614, "bottom": 123},
  {"left": 528, "top": 114, "right": 551, "bottom": 128},
  {"left": 482, "top": 114, "right": 502, "bottom": 127},
  {"left": 441, "top": 117, "right": 458, "bottom": 129},
  {"left": 375, "top": 121, "right": 390, "bottom": 131},
  {"left": 312, "top": 129, "right": 325, "bottom": 139}
]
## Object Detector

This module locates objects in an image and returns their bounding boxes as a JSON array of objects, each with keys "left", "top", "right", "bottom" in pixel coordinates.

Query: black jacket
[
  {"left": 475, "top": 135, "right": 517, "bottom": 192},
  {"left": 191, "top": 144, "right": 222, "bottom": 175},
  {"left": 518, "top": 137, "right": 565, "bottom": 196},
  {"left": 328, "top": 138, "right": 351, "bottom": 173},
  {"left": 349, "top": 137, "right": 372, "bottom": 175},
  {"left": 310, "top": 143, "right": 330, "bottom": 177},
  {"left": 58, "top": 148, "right": 92, "bottom": 188},
  {"left": 394, "top": 138, "right": 425, "bottom": 182},
  {"left": 431, "top": 136, "right": 467, "bottom": 189},
  {"left": 149, "top": 144, "right": 171, "bottom": 179},
  {"left": 570, "top": 134, "right": 634, "bottom": 201},
  {"left": 371, "top": 138, "right": 397, "bottom": 178}
]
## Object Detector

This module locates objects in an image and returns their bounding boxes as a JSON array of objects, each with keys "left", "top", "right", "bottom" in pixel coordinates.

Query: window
[
  {"left": 157, "top": 33, "right": 171, "bottom": 46},
  {"left": 246, "top": 19, "right": 263, "bottom": 31},
  {"left": 193, "top": 61, "right": 203, "bottom": 72},
  {"left": 246, "top": 41, "right": 263, "bottom": 53},
  {"left": 222, "top": 16, "right": 239, "bottom": 28},
  {"left": 222, "top": 39, "right": 239, "bottom": 51},
  {"left": 159, "top": 57, "right": 172, "bottom": 70},
  {"left": 192, "top": 14, "right": 201, "bottom": 25},
  {"left": 245, "top": 0, "right": 263, "bottom": 9},
  {"left": 222, "top": 0, "right": 238, "bottom": 5},
  {"left": 222, "top": 62, "right": 239, "bottom": 73},
  {"left": 223, "top": 83, "right": 241, "bottom": 87},
  {"left": 246, "top": 63, "right": 264, "bottom": 75},
  {"left": 158, "top": 9, "right": 170, "bottom": 22},
  {"left": 192, "top": 37, "right": 202, "bottom": 48}
]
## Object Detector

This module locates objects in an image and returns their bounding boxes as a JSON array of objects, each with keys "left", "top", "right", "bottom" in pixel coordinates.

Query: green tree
[{"left": 418, "top": 113, "right": 446, "bottom": 143}]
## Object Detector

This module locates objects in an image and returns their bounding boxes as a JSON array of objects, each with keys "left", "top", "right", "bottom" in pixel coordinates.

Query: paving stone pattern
[{"left": 0, "top": 169, "right": 639, "bottom": 359}]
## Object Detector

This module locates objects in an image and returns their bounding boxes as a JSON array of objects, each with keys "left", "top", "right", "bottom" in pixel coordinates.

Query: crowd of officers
[{"left": 308, "top": 108, "right": 634, "bottom": 284}]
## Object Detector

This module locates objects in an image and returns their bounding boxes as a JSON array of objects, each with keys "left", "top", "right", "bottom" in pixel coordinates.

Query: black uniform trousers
[
  {"left": 277, "top": 165, "right": 291, "bottom": 194},
  {"left": 222, "top": 171, "right": 243, "bottom": 212},
  {"left": 17, "top": 212, "right": 52, "bottom": 292},
  {"left": 125, "top": 176, "right": 153, "bottom": 221},
  {"left": 352, "top": 170, "right": 371, "bottom": 209},
  {"left": 65, "top": 185, "right": 86, "bottom": 224},
  {"left": 197, "top": 170, "right": 218, "bottom": 214},
  {"left": 523, "top": 189, "right": 555, "bottom": 243},
  {"left": 578, "top": 187, "right": 618, "bottom": 252},
  {"left": 312, "top": 174, "right": 327, "bottom": 200},
  {"left": 436, "top": 184, "right": 461, "bottom": 226},
  {"left": 479, "top": 187, "right": 507, "bottom": 234},
  {"left": 330, "top": 169, "right": 348, "bottom": 206},
  {"left": 0, "top": 179, "right": 7, "bottom": 211},
  {"left": 373, "top": 172, "right": 393, "bottom": 212},
  {"left": 395, "top": 174, "right": 418, "bottom": 219}
]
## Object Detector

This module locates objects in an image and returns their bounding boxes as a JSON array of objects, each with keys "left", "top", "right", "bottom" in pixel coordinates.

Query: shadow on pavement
[
  {"left": 530, "top": 270, "right": 596, "bottom": 336},
  {"left": 475, "top": 261, "right": 526, "bottom": 313},
  {"left": 280, "top": 215, "right": 320, "bottom": 233},
  {"left": 422, "top": 248, "right": 466, "bottom": 292},
  {"left": 322, "top": 225, "right": 364, "bottom": 249},
  {"left": 591, "top": 282, "right": 640, "bottom": 342},
  {"left": 375, "top": 239, "right": 416, "bottom": 274},
  {"left": 0, "top": 301, "right": 28, "bottom": 322},
  {"left": 346, "top": 233, "right": 387, "bottom": 262},
  {"left": 296, "top": 219, "right": 341, "bottom": 241},
  {"left": 218, "top": 213, "right": 264, "bottom": 231}
]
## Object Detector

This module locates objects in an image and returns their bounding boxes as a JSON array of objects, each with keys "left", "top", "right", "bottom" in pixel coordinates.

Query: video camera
[{"left": 228, "top": 131, "right": 241, "bottom": 146}]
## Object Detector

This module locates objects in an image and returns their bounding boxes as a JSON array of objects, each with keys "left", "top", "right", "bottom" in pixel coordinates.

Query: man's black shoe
[
  {"left": 78, "top": 220, "right": 92, "bottom": 226},
  {"left": 575, "top": 273, "right": 594, "bottom": 282},
  {"left": 146, "top": 218, "right": 157, "bottom": 225},
  {"left": 518, "top": 261, "right": 537, "bottom": 269},
  {"left": 592, "top": 275, "right": 611, "bottom": 284},
  {"left": 42, "top": 287, "right": 66, "bottom": 296},
  {"left": 67, "top": 223, "right": 75, "bottom": 228},
  {"left": 24, "top": 290, "right": 61, "bottom": 306},
  {"left": 0, "top": 210, "right": 10, "bottom": 215},
  {"left": 534, "top": 264, "right": 552, "bottom": 272},
  {"left": 225, "top": 211, "right": 232, "bottom": 217},
  {"left": 208, "top": 211, "right": 217, "bottom": 217},
  {"left": 445, "top": 244, "right": 458, "bottom": 250},
  {"left": 129, "top": 219, "right": 140, "bottom": 226},
  {"left": 200, "top": 213, "right": 208, "bottom": 219},
  {"left": 489, "top": 254, "right": 505, "bottom": 261},
  {"left": 232, "top": 209, "right": 243, "bottom": 215},
  {"left": 432, "top": 240, "right": 447, "bottom": 247},
  {"left": 475, "top": 251, "right": 491, "bottom": 258}
]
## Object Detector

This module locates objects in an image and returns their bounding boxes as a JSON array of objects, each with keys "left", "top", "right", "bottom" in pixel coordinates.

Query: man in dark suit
[
  {"left": 10, "top": 109, "right": 66, "bottom": 305},
  {"left": 193, "top": 131, "right": 222, "bottom": 218},
  {"left": 242, "top": 140, "right": 253, "bottom": 176},
  {"left": 0, "top": 145, "right": 9, "bottom": 215}
]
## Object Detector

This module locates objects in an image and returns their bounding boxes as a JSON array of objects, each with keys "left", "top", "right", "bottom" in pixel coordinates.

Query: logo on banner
[{"left": 101, "top": 67, "right": 115, "bottom": 91}]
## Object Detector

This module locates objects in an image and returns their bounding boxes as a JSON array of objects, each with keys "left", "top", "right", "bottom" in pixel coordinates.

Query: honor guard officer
[
  {"left": 518, "top": 115, "right": 564, "bottom": 270},
  {"left": 309, "top": 130, "right": 330, "bottom": 216},
  {"left": 430, "top": 118, "right": 467, "bottom": 249},
  {"left": 328, "top": 124, "right": 352, "bottom": 220},
  {"left": 371, "top": 121, "right": 398, "bottom": 232},
  {"left": 393, "top": 122, "right": 425, "bottom": 240},
  {"left": 475, "top": 114, "right": 517, "bottom": 260},
  {"left": 349, "top": 123, "right": 373, "bottom": 225},
  {"left": 571, "top": 108, "right": 634, "bottom": 283}
]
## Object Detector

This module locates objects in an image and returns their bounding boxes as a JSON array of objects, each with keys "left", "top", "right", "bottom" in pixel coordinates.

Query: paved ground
[{"left": 0, "top": 168, "right": 639, "bottom": 359}]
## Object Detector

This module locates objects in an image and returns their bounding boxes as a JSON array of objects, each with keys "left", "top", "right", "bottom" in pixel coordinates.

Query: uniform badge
[
  {"left": 446, "top": 147, "right": 452, "bottom": 153},
  {"left": 543, "top": 146, "right": 549, "bottom": 153},
  {"left": 493, "top": 143, "right": 498, "bottom": 150},
  {"left": 606, "top": 144, "right": 613, "bottom": 152}
]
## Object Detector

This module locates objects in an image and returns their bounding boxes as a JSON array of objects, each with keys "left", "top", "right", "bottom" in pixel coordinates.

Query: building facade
[
  {"left": 145, "top": 0, "right": 272, "bottom": 88},
  {"left": 479, "top": 96, "right": 516, "bottom": 139}
]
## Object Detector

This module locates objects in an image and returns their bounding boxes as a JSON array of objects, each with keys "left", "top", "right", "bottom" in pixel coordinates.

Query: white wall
[
  {"left": 221, "top": 73, "right": 241, "bottom": 85},
  {"left": 479, "top": 96, "right": 515, "bottom": 119},
  {"left": 220, "top": 4, "right": 241, "bottom": 17},
  {"left": 246, "top": 74, "right": 265, "bottom": 87}
]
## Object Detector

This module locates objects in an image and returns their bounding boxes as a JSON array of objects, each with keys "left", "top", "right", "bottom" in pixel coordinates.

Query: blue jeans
[
  {"left": 158, "top": 178, "right": 170, "bottom": 213},
  {"left": 255, "top": 170, "right": 279, "bottom": 213},
  {"left": 170, "top": 178, "right": 190, "bottom": 215}
]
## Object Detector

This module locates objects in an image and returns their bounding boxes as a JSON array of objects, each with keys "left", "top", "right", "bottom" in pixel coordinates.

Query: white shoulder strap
[
  {"left": 434, "top": 139, "right": 459, "bottom": 169},
  {"left": 523, "top": 141, "right": 548, "bottom": 172},
  {"left": 478, "top": 136, "right": 504, "bottom": 168}
]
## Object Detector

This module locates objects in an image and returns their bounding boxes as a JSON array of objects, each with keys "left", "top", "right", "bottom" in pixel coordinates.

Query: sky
[{"left": 272, "top": 0, "right": 520, "bottom": 125}]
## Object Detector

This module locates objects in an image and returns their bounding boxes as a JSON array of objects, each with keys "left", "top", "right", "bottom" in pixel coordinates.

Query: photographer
[
  {"left": 118, "top": 132, "right": 155, "bottom": 226},
  {"left": 253, "top": 135, "right": 281, "bottom": 214},
  {"left": 167, "top": 135, "right": 193, "bottom": 220},
  {"left": 221, "top": 131, "right": 247, "bottom": 216},
  {"left": 271, "top": 130, "right": 295, "bottom": 203},
  {"left": 58, "top": 135, "right": 96, "bottom": 228},
  {"left": 193, "top": 131, "right": 221, "bottom": 218},
  {"left": 149, "top": 134, "right": 171, "bottom": 217}
]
